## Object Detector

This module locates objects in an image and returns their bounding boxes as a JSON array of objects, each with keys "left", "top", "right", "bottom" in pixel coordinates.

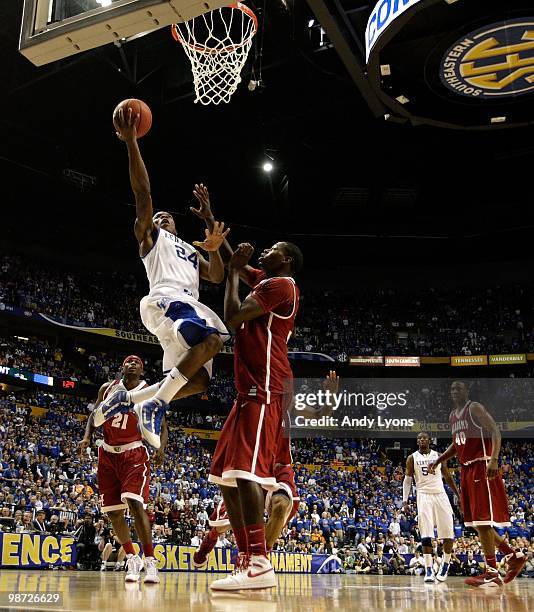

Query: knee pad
[{"left": 421, "top": 537, "right": 432, "bottom": 548}]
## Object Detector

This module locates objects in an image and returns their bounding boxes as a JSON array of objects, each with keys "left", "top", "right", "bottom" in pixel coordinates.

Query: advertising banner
[
  {"left": 0, "top": 534, "right": 75, "bottom": 568},
  {"left": 489, "top": 354, "right": 527, "bottom": 365},
  {"left": 450, "top": 355, "right": 488, "bottom": 366},
  {"left": 384, "top": 356, "right": 420, "bottom": 367},
  {"left": 0, "top": 535, "right": 341, "bottom": 573},
  {"left": 349, "top": 356, "right": 384, "bottom": 366}
]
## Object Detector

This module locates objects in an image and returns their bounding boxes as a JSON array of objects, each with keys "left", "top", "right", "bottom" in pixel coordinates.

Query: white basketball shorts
[
  {"left": 417, "top": 491, "right": 455, "bottom": 540},
  {"left": 140, "top": 294, "right": 229, "bottom": 377}
]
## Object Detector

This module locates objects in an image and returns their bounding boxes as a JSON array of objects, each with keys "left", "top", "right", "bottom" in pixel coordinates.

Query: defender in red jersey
[
  {"left": 429, "top": 381, "right": 525, "bottom": 588},
  {"left": 78, "top": 356, "right": 167, "bottom": 584},
  {"left": 208, "top": 240, "right": 303, "bottom": 591}
]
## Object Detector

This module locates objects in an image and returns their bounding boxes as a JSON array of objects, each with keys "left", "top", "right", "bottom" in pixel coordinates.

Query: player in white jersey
[
  {"left": 403, "top": 432, "right": 460, "bottom": 583},
  {"left": 94, "top": 107, "right": 230, "bottom": 448}
]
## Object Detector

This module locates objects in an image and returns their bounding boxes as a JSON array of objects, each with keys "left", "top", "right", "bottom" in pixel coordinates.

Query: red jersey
[
  {"left": 234, "top": 268, "right": 299, "bottom": 403},
  {"left": 101, "top": 379, "right": 147, "bottom": 446},
  {"left": 450, "top": 400, "right": 493, "bottom": 465}
]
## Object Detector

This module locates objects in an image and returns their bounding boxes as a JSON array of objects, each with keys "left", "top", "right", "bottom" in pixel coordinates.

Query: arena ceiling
[{"left": 1, "top": 1, "right": 534, "bottom": 270}]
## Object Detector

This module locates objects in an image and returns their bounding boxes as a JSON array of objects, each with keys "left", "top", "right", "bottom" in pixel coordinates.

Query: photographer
[{"left": 74, "top": 515, "right": 98, "bottom": 570}]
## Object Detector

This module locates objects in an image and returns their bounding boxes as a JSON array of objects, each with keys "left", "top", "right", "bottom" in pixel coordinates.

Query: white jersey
[
  {"left": 413, "top": 450, "right": 445, "bottom": 496},
  {"left": 142, "top": 228, "right": 200, "bottom": 300}
]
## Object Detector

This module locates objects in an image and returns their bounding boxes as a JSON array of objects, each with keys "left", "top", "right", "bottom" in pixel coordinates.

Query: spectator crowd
[
  {"left": 0, "top": 390, "right": 532, "bottom": 576},
  {"left": 2, "top": 254, "right": 534, "bottom": 359}
]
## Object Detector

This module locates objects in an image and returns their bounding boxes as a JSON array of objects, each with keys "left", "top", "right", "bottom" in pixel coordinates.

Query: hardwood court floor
[{"left": 0, "top": 571, "right": 532, "bottom": 612}]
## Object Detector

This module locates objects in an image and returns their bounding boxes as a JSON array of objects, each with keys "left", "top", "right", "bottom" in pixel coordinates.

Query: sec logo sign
[{"left": 441, "top": 18, "right": 534, "bottom": 99}]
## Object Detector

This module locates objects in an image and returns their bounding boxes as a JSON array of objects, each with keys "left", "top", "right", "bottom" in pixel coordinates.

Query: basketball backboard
[{"left": 20, "top": 0, "right": 230, "bottom": 66}]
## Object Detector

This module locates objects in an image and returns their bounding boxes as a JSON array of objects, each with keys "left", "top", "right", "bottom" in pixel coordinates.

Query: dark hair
[{"left": 282, "top": 242, "right": 304, "bottom": 274}]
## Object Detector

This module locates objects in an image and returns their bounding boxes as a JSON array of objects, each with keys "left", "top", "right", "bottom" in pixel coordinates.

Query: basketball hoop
[{"left": 171, "top": 3, "right": 258, "bottom": 106}]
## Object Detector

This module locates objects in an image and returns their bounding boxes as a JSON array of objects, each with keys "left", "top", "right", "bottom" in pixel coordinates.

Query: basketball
[{"left": 113, "top": 98, "right": 152, "bottom": 138}]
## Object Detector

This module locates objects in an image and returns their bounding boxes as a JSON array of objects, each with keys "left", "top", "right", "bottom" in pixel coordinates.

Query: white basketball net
[{"left": 173, "top": 3, "right": 257, "bottom": 106}]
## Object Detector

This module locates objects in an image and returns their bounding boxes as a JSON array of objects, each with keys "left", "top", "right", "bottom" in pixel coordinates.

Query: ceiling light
[{"left": 263, "top": 162, "right": 274, "bottom": 173}]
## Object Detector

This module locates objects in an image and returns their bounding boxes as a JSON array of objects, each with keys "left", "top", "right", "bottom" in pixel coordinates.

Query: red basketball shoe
[
  {"left": 465, "top": 568, "right": 503, "bottom": 588},
  {"left": 503, "top": 552, "right": 526, "bottom": 584}
]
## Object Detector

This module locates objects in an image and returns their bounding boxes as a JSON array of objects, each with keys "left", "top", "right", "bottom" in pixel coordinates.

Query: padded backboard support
[{"left": 20, "top": 0, "right": 230, "bottom": 66}]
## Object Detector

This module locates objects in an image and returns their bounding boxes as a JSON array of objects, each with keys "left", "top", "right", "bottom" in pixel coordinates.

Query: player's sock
[
  {"left": 486, "top": 555, "right": 497, "bottom": 570},
  {"left": 142, "top": 543, "right": 154, "bottom": 558},
  {"left": 245, "top": 523, "right": 267, "bottom": 558},
  {"left": 233, "top": 527, "right": 248, "bottom": 554},
  {"left": 424, "top": 554, "right": 433, "bottom": 571},
  {"left": 155, "top": 367, "right": 188, "bottom": 403},
  {"left": 197, "top": 529, "right": 219, "bottom": 558},
  {"left": 122, "top": 540, "right": 136, "bottom": 556},
  {"left": 128, "top": 382, "right": 162, "bottom": 404},
  {"left": 443, "top": 552, "right": 451, "bottom": 564},
  {"left": 498, "top": 540, "right": 514, "bottom": 556}
]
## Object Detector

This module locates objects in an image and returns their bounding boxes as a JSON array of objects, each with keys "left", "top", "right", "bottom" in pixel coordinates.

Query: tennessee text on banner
[{"left": 450, "top": 355, "right": 488, "bottom": 366}]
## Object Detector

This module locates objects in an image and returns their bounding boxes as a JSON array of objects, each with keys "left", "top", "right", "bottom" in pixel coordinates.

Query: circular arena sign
[
  {"left": 440, "top": 18, "right": 534, "bottom": 99},
  {"left": 366, "top": 0, "right": 534, "bottom": 129}
]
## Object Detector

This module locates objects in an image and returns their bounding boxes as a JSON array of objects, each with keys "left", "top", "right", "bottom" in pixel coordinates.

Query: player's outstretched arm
[
  {"left": 191, "top": 184, "right": 257, "bottom": 285},
  {"left": 224, "top": 243, "right": 264, "bottom": 330},
  {"left": 402, "top": 454, "right": 414, "bottom": 510},
  {"left": 78, "top": 382, "right": 110, "bottom": 458},
  {"left": 114, "top": 107, "right": 155, "bottom": 254},
  {"left": 441, "top": 461, "right": 460, "bottom": 500},
  {"left": 470, "top": 402, "right": 501, "bottom": 479},
  {"left": 193, "top": 220, "right": 230, "bottom": 284}
]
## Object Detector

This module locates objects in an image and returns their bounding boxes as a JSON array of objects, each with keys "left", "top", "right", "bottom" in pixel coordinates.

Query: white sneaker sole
[
  {"left": 435, "top": 575, "right": 448, "bottom": 582},
  {"left": 210, "top": 573, "right": 277, "bottom": 591},
  {"left": 125, "top": 575, "right": 140, "bottom": 582},
  {"left": 143, "top": 577, "right": 160, "bottom": 584}
]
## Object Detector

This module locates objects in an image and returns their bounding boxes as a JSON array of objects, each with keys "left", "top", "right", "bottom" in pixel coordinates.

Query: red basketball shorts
[
  {"left": 209, "top": 395, "right": 285, "bottom": 490},
  {"left": 209, "top": 465, "right": 299, "bottom": 530},
  {"left": 98, "top": 445, "right": 150, "bottom": 512},
  {"left": 460, "top": 460, "right": 510, "bottom": 528}
]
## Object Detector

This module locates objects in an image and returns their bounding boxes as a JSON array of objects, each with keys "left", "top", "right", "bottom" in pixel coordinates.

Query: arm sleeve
[
  {"left": 251, "top": 278, "right": 295, "bottom": 315},
  {"left": 402, "top": 475, "right": 413, "bottom": 502}
]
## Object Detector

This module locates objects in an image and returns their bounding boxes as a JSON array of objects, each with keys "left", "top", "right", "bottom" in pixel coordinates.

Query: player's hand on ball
[
  {"left": 191, "top": 183, "right": 213, "bottom": 219},
  {"left": 193, "top": 221, "right": 230, "bottom": 252},
  {"left": 229, "top": 243, "right": 254, "bottom": 270},
  {"left": 114, "top": 107, "right": 138, "bottom": 142},
  {"left": 323, "top": 370, "right": 339, "bottom": 394},
  {"left": 486, "top": 457, "right": 499, "bottom": 479}
]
